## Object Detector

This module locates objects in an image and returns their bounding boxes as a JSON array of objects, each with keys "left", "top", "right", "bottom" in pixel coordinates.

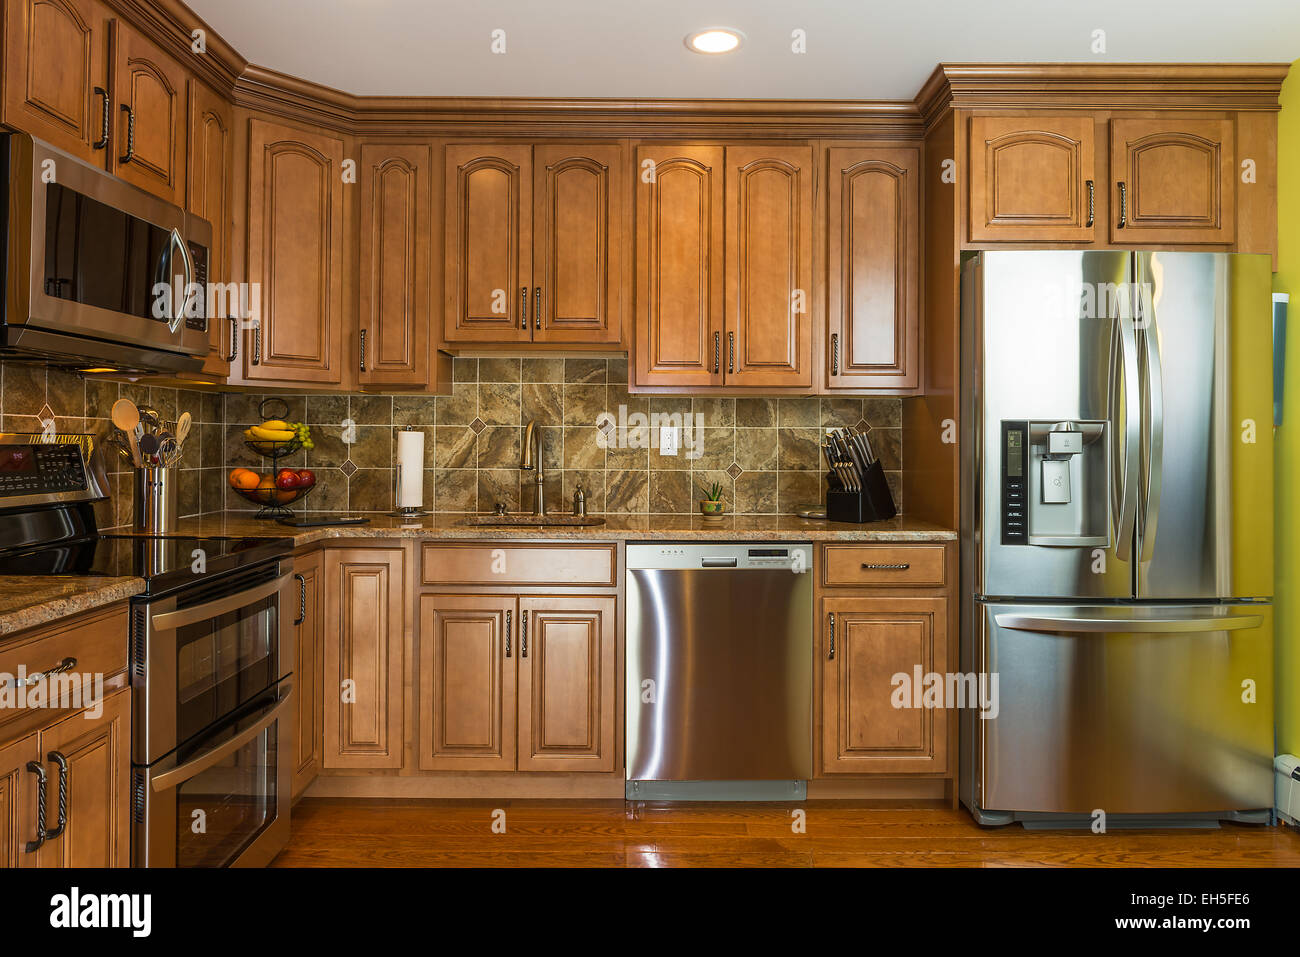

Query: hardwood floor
[{"left": 273, "top": 799, "right": 1300, "bottom": 867}]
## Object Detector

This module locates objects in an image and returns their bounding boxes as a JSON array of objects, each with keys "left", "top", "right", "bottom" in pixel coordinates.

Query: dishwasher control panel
[{"left": 628, "top": 542, "right": 813, "bottom": 571}]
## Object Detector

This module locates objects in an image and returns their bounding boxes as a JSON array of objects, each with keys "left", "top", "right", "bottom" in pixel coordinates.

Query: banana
[
  {"left": 248, "top": 425, "right": 295, "bottom": 441},
  {"left": 260, "top": 419, "right": 291, "bottom": 431}
]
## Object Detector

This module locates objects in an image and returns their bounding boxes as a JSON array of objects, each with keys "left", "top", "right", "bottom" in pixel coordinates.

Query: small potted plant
[{"left": 699, "top": 481, "right": 726, "bottom": 523}]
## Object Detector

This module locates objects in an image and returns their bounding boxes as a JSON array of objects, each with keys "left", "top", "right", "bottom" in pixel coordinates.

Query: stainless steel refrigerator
[{"left": 960, "top": 250, "right": 1275, "bottom": 826}]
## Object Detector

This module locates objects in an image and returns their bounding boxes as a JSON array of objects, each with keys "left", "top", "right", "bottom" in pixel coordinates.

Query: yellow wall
[{"left": 1277, "top": 60, "right": 1300, "bottom": 754}]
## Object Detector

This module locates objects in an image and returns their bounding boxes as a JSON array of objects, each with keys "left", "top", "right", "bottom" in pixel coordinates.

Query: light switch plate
[{"left": 660, "top": 426, "right": 679, "bottom": 457}]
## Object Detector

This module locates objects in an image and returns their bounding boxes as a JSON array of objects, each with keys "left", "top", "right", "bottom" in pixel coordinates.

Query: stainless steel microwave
[{"left": 1, "top": 131, "right": 211, "bottom": 373}]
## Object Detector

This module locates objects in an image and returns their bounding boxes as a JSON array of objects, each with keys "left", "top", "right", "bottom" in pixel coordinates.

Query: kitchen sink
[{"left": 456, "top": 515, "right": 607, "bottom": 528}]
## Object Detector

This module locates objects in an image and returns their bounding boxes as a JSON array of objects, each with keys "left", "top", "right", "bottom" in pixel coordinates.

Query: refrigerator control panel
[{"left": 1001, "top": 421, "right": 1027, "bottom": 544}]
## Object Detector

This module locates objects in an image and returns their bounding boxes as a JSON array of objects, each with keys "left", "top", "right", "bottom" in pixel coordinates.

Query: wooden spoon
[
  {"left": 175, "top": 411, "right": 192, "bottom": 449},
  {"left": 111, "top": 399, "right": 143, "bottom": 468}
]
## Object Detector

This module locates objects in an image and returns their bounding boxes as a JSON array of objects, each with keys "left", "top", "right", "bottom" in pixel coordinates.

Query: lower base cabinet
[
  {"left": 820, "top": 597, "right": 948, "bottom": 775},
  {"left": 0, "top": 685, "right": 131, "bottom": 868},
  {"left": 419, "top": 594, "right": 616, "bottom": 773},
  {"left": 291, "top": 549, "right": 323, "bottom": 798}
]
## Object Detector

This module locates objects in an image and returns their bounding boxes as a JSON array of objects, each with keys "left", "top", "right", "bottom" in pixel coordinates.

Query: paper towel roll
[{"left": 396, "top": 429, "right": 425, "bottom": 510}]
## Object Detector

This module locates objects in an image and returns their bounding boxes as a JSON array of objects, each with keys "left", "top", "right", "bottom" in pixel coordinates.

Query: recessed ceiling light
[{"left": 685, "top": 28, "right": 744, "bottom": 55}]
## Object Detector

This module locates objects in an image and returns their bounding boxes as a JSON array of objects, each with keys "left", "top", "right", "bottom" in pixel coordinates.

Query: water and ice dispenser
[{"left": 1000, "top": 420, "right": 1108, "bottom": 546}]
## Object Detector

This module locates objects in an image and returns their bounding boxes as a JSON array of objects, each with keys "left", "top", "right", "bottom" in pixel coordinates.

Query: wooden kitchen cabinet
[
  {"left": 111, "top": 24, "right": 187, "bottom": 205},
  {"left": 418, "top": 595, "right": 517, "bottom": 771},
  {"left": 2, "top": 0, "right": 112, "bottom": 164},
  {"left": 0, "top": 732, "right": 40, "bottom": 868},
  {"left": 244, "top": 118, "right": 347, "bottom": 384},
  {"left": 187, "top": 79, "right": 235, "bottom": 378},
  {"left": 323, "top": 547, "right": 405, "bottom": 769},
  {"left": 291, "top": 549, "right": 323, "bottom": 799},
  {"left": 825, "top": 147, "right": 920, "bottom": 391},
  {"left": 967, "top": 115, "right": 1097, "bottom": 243},
  {"left": 418, "top": 592, "right": 616, "bottom": 773},
  {"left": 34, "top": 685, "right": 131, "bottom": 867},
  {"left": 1109, "top": 117, "right": 1234, "bottom": 244},
  {"left": 820, "top": 597, "right": 948, "bottom": 775}
]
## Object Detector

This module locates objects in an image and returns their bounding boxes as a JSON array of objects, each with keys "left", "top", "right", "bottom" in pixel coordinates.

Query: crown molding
[{"left": 106, "top": 0, "right": 247, "bottom": 96}]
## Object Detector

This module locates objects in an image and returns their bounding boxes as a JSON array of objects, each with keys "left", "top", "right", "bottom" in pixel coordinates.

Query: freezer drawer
[{"left": 975, "top": 602, "right": 1273, "bottom": 816}]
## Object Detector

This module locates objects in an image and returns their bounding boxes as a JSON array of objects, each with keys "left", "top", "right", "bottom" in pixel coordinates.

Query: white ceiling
[{"left": 188, "top": 0, "right": 1300, "bottom": 100}]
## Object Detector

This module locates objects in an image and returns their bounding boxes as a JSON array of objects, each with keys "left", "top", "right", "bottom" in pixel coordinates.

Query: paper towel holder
[{"left": 390, "top": 425, "right": 433, "bottom": 518}]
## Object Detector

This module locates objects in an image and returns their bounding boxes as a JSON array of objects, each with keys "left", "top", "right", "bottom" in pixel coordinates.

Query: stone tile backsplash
[{"left": 0, "top": 356, "right": 903, "bottom": 523}]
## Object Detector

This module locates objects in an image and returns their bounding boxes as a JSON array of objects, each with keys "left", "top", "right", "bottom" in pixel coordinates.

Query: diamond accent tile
[
  {"left": 38, "top": 403, "right": 55, "bottom": 423},
  {"left": 597, "top": 418, "right": 616, "bottom": 436},
  {"left": 470, "top": 417, "right": 486, "bottom": 435},
  {"left": 340, "top": 460, "right": 358, "bottom": 477},
  {"left": 854, "top": 419, "right": 871, "bottom": 433},
  {"left": 726, "top": 462, "right": 743, "bottom": 479}
]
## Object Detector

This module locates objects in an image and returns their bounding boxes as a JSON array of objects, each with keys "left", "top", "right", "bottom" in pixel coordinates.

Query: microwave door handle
[
  {"left": 149, "top": 573, "right": 290, "bottom": 632},
  {"left": 994, "top": 612, "right": 1263, "bottom": 633},
  {"left": 150, "top": 684, "right": 293, "bottom": 793},
  {"left": 166, "top": 228, "right": 193, "bottom": 334},
  {"left": 1113, "top": 306, "right": 1141, "bottom": 562},
  {"left": 1138, "top": 289, "right": 1164, "bottom": 564}
]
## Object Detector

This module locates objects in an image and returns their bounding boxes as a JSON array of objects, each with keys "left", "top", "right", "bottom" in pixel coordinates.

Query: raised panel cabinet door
[
  {"left": 819, "top": 598, "right": 947, "bottom": 775},
  {"left": 444, "top": 144, "right": 531, "bottom": 343},
  {"left": 323, "top": 548, "right": 405, "bottom": 769},
  {"left": 111, "top": 26, "right": 186, "bottom": 205},
  {"left": 35, "top": 686, "right": 131, "bottom": 867},
  {"left": 826, "top": 147, "right": 921, "bottom": 391},
  {"left": 245, "top": 119, "right": 346, "bottom": 384},
  {"left": 533, "top": 144, "right": 624, "bottom": 345},
  {"left": 968, "top": 115, "right": 1097, "bottom": 243},
  {"left": 291, "top": 550, "right": 323, "bottom": 799},
  {"left": 1110, "top": 117, "right": 1234, "bottom": 244},
  {"left": 0, "top": 733, "right": 41, "bottom": 868},
  {"left": 187, "top": 80, "right": 235, "bottom": 378},
  {"left": 724, "top": 145, "right": 814, "bottom": 389},
  {"left": 517, "top": 596, "right": 616, "bottom": 772},
  {"left": 633, "top": 145, "right": 725, "bottom": 388},
  {"left": 418, "top": 595, "right": 518, "bottom": 771},
  {"left": 359, "top": 143, "right": 432, "bottom": 386},
  {"left": 2, "top": 0, "right": 110, "bottom": 163}
]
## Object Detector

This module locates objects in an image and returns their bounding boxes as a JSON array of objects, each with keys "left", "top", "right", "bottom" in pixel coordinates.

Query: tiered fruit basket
[{"left": 230, "top": 398, "right": 318, "bottom": 518}]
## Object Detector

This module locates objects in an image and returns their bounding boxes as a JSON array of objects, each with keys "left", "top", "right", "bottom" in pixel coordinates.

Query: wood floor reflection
[{"left": 271, "top": 799, "right": 1300, "bottom": 867}]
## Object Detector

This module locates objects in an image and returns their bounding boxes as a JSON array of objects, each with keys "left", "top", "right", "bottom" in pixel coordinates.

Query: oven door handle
[
  {"left": 149, "top": 573, "right": 291, "bottom": 632},
  {"left": 151, "top": 684, "right": 293, "bottom": 793}
]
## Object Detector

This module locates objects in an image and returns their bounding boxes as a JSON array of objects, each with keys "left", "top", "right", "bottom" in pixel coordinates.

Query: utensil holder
[
  {"left": 134, "top": 467, "right": 179, "bottom": 534},
  {"left": 825, "top": 459, "right": 897, "bottom": 523}
]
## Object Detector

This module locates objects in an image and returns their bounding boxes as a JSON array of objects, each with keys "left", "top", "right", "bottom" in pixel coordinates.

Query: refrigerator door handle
[
  {"left": 1113, "top": 308, "right": 1141, "bottom": 562},
  {"left": 994, "top": 612, "right": 1263, "bottom": 633},
  {"left": 1138, "top": 276, "right": 1165, "bottom": 564}
]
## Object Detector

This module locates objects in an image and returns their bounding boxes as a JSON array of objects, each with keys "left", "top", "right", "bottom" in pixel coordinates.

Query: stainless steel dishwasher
[{"left": 625, "top": 542, "right": 813, "bottom": 800}]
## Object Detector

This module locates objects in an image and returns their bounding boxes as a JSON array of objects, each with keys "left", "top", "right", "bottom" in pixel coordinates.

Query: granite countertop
[
  {"left": 0, "top": 576, "right": 145, "bottom": 638},
  {"left": 163, "top": 512, "right": 958, "bottom": 548}
]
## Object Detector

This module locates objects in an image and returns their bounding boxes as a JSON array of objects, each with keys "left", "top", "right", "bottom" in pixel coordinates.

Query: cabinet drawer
[
  {"left": 822, "top": 545, "right": 946, "bottom": 587},
  {"left": 422, "top": 544, "right": 617, "bottom": 587},
  {"left": 0, "top": 605, "right": 129, "bottom": 717}
]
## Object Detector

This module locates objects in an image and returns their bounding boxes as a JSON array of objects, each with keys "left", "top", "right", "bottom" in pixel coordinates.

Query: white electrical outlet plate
[{"left": 660, "top": 426, "right": 679, "bottom": 457}]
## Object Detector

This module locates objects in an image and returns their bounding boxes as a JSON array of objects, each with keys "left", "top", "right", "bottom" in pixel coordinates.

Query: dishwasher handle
[{"left": 700, "top": 557, "right": 738, "bottom": 568}]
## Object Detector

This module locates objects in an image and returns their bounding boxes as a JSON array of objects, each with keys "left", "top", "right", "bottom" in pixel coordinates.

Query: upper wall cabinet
[
  {"left": 244, "top": 118, "right": 346, "bottom": 385},
  {"left": 633, "top": 144, "right": 812, "bottom": 390},
  {"left": 111, "top": 24, "right": 187, "bottom": 205},
  {"left": 1109, "top": 117, "right": 1233, "bottom": 244},
  {"left": 2, "top": 0, "right": 111, "bottom": 163},
  {"left": 443, "top": 143, "right": 624, "bottom": 347},
  {"left": 360, "top": 143, "right": 433, "bottom": 386},
  {"left": 187, "top": 80, "right": 234, "bottom": 378},
  {"left": 968, "top": 115, "right": 1097, "bottom": 243},
  {"left": 825, "top": 147, "right": 920, "bottom": 392}
]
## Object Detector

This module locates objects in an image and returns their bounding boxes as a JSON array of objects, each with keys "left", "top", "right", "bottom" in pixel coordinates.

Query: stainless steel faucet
[{"left": 522, "top": 420, "right": 546, "bottom": 516}]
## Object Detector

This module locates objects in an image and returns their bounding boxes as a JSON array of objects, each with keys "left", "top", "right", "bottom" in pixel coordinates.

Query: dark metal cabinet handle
[
  {"left": 521, "top": 612, "right": 528, "bottom": 658},
  {"left": 293, "top": 573, "right": 307, "bottom": 626},
  {"left": 93, "top": 87, "right": 110, "bottom": 150},
  {"left": 831, "top": 333, "right": 840, "bottom": 376},
  {"left": 359, "top": 329, "right": 367, "bottom": 372},
  {"left": 252, "top": 323, "right": 262, "bottom": 365},
  {"left": 4, "top": 656, "right": 77, "bottom": 690},
  {"left": 728, "top": 331, "right": 735, "bottom": 374},
  {"left": 713, "top": 332, "right": 721, "bottom": 373},
  {"left": 118, "top": 104, "right": 135, "bottom": 164},
  {"left": 520, "top": 287, "right": 528, "bottom": 330},
  {"left": 505, "top": 610, "right": 512, "bottom": 658},
  {"left": 1117, "top": 182, "right": 1127, "bottom": 229},
  {"left": 862, "top": 562, "right": 910, "bottom": 570},
  {"left": 226, "top": 316, "right": 239, "bottom": 363},
  {"left": 1085, "top": 180, "right": 1095, "bottom": 228},
  {"left": 25, "top": 762, "right": 46, "bottom": 853},
  {"left": 534, "top": 287, "right": 542, "bottom": 330},
  {"left": 827, "top": 613, "right": 836, "bottom": 660},
  {"left": 45, "top": 752, "right": 68, "bottom": 841}
]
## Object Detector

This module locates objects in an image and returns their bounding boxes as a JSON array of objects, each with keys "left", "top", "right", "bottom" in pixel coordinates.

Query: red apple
[
  {"left": 275, "top": 469, "right": 302, "bottom": 490},
  {"left": 296, "top": 469, "right": 316, "bottom": 488}
]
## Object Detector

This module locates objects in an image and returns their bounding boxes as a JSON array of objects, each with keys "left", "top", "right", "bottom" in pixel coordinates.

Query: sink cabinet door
[{"left": 418, "top": 595, "right": 518, "bottom": 771}]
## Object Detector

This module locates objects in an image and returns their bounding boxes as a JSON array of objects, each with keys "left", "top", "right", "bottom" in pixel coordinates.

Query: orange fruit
[
  {"left": 255, "top": 473, "right": 276, "bottom": 492},
  {"left": 228, "top": 468, "right": 259, "bottom": 489}
]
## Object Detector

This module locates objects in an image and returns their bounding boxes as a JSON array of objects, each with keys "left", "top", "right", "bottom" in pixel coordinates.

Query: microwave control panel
[
  {"left": 1001, "top": 421, "right": 1027, "bottom": 545},
  {"left": 0, "top": 443, "right": 87, "bottom": 497}
]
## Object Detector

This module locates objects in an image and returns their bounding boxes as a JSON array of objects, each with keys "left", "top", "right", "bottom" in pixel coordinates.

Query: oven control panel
[{"left": 0, "top": 443, "right": 89, "bottom": 498}]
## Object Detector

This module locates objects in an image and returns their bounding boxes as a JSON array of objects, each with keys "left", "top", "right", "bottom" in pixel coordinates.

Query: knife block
[{"left": 825, "top": 459, "right": 897, "bottom": 523}]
